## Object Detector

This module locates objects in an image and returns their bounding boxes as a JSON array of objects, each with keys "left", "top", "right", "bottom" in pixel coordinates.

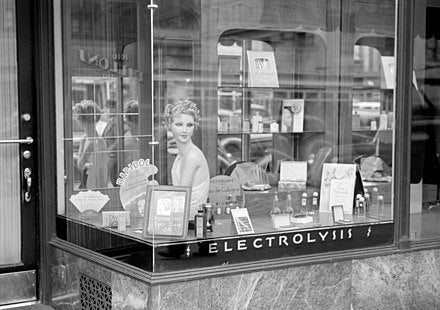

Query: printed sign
[
  {"left": 119, "top": 159, "right": 158, "bottom": 217},
  {"left": 208, "top": 175, "right": 242, "bottom": 204},
  {"left": 319, "top": 163, "right": 357, "bottom": 213},
  {"left": 247, "top": 51, "right": 279, "bottom": 87},
  {"left": 231, "top": 208, "right": 254, "bottom": 235},
  {"left": 281, "top": 99, "right": 304, "bottom": 133},
  {"left": 142, "top": 185, "right": 191, "bottom": 239}
]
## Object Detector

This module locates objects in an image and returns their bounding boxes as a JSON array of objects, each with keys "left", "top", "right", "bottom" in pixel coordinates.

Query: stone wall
[{"left": 50, "top": 248, "right": 440, "bottom": 309}]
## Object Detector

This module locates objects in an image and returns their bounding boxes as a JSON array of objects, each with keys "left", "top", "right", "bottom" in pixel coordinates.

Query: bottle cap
[{"left": 302, "top": 192, "right": 308, "bottom": 197}]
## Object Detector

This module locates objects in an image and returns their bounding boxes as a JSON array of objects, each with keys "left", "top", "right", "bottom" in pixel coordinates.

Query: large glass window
[
  {"left": 410, "top": 2, "right": 440, "bottom": 241},
  {"left": 56, "top": 0, "right": 396, "bottom": 273}
]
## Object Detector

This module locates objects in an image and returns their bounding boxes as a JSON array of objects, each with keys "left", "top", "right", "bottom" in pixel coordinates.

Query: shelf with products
[
  {"left": 217, "top": 130, "right": 325, "bottom": 135},
  {"left": 216, "top": 31, "right": 328, "bottom": 176}
]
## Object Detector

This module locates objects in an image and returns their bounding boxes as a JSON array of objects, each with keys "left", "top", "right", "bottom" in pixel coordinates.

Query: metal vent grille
[{"left": 79, "top": 274, "right": 112, "bottom": 310}]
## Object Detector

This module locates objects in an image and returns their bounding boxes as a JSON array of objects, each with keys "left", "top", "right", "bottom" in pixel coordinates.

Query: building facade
[{"left": 1, "top": 0, "right": 440, "bottom": 309}]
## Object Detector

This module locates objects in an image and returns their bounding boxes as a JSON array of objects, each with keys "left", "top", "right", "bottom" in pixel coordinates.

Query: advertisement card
[
  {"left": 281, "top": 99, "right": 304, "bottom": 133},
  {"left": 231, "top": 208, "right": 254, "bottom": 235},
  {"left": 319, "top": 163, "right": 357, "bottom": 213},
  {"left": 247, "top": 51, "right": 279, "bottom": 87},
  {"left": 279, "top": 161, "right": 307, "bottom": 181},
  {"left": 381, "top": 56, "right": 395, "bottom": 89},
  {"left": 329, "top": 179, "right": 354, "bottom": 214}
]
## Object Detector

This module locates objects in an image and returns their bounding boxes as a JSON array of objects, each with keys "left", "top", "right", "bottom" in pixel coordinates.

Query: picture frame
[
  {"left": 142, "top": 185, "right": 191, "bottom": 239},
  {"left": 332, "top": 205, "right": 352, "bottom": 224}
]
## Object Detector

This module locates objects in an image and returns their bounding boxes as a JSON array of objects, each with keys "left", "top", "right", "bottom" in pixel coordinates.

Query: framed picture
[
  {"left": 142, "top": 185, "right": 191, "bottom": 239},
  {"left": 332, "top": 205, "right": 352, "bottom": 224}
]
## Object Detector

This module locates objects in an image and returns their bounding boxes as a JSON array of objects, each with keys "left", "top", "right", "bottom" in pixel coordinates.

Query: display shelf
[{"left": 217, "top": 130, "right": 325, "bottom": 135}]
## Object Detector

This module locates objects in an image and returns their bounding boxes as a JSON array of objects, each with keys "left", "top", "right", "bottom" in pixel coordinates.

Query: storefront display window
[
  {"left": 55, "top": 0, "right": 396, "bottom": 274},
  {"left": 410, "top": 2, "right": 440, "bottom": 242}
]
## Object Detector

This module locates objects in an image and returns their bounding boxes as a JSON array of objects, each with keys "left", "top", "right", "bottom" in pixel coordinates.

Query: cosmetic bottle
[
  {"left": 194, "top": 206, "right": 206, "bottom": 238},
  {"left": 252, "top": 112, "right": 263, "bottom": 133}
]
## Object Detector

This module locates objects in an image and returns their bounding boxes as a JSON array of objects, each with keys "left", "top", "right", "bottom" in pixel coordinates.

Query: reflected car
[{"left": 353, "top": 101, "right": 381, "bottom": 126}]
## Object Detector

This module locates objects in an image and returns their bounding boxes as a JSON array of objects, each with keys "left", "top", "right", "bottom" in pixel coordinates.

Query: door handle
[
  {"left": 0, "top": 137, "right": 33, "bottom": 144},
  {"left": 24, "top": 168, "right": 32, "bottom": 202}
]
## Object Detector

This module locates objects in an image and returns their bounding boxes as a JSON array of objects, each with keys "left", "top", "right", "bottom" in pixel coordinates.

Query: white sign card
[
  {"left": 281, "top": 99, "right": 304, "bottom": 132},
  {"left": 230, "top": 208, "right": 254, "bottom": 235},
  {"left": 328, "top": 179, "right": 354, "bottom": 214},
  {"left": 381, "top": 56, "right": 395, "bottom": 89},
  {"left": 247, "top": 51, "right": 279, "bottom": 88},
  {"left": 280, "top": 161, "right": 307, "bottom": 182},
  {"left": 208, "top": 175, "right": 242, "bottom": 204},
  {"left": 319, "top": 163, "right": 357, "bottom": 213}
]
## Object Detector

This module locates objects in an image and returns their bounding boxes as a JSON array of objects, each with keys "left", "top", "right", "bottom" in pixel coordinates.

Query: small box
[
  {"left": 102, "top": 211, "right": 131, "bottom": 228},
  {"left": 291, "top": 214, "right": 313, "bottom": 224},
  {"left": 277, "top": 161, "right": 307, "bottom": 192},
  {"left": 271, "top": 213, "right": 293, "bottom": 230},
  {"left": 278, "top": 180, "right": 306, "bottom": 192}
]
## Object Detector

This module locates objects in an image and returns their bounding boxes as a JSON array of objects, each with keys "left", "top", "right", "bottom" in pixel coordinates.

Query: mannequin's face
[{"left": 171, "top": 113, "right": 195, "bottom": 143}]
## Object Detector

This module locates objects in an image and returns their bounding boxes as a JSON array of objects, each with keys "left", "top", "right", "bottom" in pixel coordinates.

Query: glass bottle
[
  {"left": 301, "top": 192, "right": 308, "bottom": 214},
  {"left": 194, "top": 206, "right": 206, "bottom": 238},
  {"left": 270, "top": 193, "right": 282, "bottom": 216},
  {"left": 284, "top": 193, "right": 294, "bottom": 220}
]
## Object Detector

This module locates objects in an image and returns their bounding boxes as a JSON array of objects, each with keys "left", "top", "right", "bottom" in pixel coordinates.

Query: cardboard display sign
[
  {"left": 118, "top": 159, "right": 158, "bottom": 217},
  {"left": 208, "top": 175, "right": 242, "bottom": 204},
  {"left": 142, "top": 185, "right": 191, "bottom": 239},
  {"left": 319, "top": 163, "right": 357, "bottom": 214}
]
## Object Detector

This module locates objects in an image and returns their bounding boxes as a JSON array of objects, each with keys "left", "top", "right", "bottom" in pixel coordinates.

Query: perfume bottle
[
  {"left": 379, "top": 111, "right": 388, "bottom": 130},
  {"left": 378, "top": 195, "right": 384, "bottom": 217},
  {"left": 371, "top": 187, "right": 378, "bottom": 206},
  {"left": 204, "top": 199, "right": 214, "bottom": 232},
  {"left": 352, "top": 111, "right": 360, "bottom": 129},
  {"left": 215, "top": 202, "right": 222, "bottom": 215},
  {"left": 242, "top": 119, "right": 250, "bottom": 133},
  {"left": 252, "top": 112, "right": 263, "bottom": 133},
  {"left": 285, "top": 193, "right": 294, "bottom": 219},
  {"left": 194, "top": 206, "right": 206, "bottom": 238},
  {"left": 301, "top": 192, "right": 308, "bottom": 214},
  {"left": 230, "top": 114, "right": 241, "bottom": 132},
  {"left": 387, "top": 111, "right": 394, "bottom": 129},
  {"left": 270, "top": 193, "right": 282, "bottom": 215},
  {"left": 364, "top": 193, "right": 370, "bottom": 213},
  {"left": 358, "top": 196, "right": 366, "bottom": 217},
  {"left": 270, "top": 120, "right": 279, "bottom": 132},
  {"left": 311, "top": 192, "right": 318, "bottom": 212}
]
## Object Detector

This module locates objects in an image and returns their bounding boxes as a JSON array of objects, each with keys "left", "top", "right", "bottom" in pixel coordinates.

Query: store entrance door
[{"left": 0, "top": 0, "right": 38, "bottom": 306}]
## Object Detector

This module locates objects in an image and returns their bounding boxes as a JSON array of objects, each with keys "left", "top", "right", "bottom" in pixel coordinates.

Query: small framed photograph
[
  {"left": 332, "top": 205, "right": 352, "bottom": 224},
  {"left": 142, "top": 185, "right": 191, "bottom": 239},
  {"left": 230, "top": 208, "right": 254, "bottom": 235}
]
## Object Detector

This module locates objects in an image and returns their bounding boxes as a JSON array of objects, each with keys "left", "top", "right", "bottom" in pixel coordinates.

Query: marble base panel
[{"left": 50, "top": 247, "right": 440, "bottom": 309}]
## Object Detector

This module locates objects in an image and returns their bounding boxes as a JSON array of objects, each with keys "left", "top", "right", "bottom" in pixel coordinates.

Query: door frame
[
  {"left": 24, "top": 0, "right": 56, "bottom": 304},
  {"left": 0, "top": 0, "right": 53, "bottom": 306}
]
